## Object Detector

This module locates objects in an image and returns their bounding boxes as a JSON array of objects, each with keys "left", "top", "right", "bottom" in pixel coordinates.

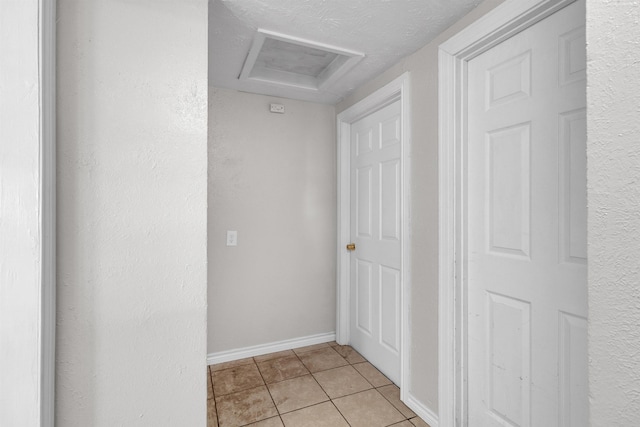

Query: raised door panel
[
  {"left": 486, "top": 292, "right": 532, "bottom": 427},
  {"left": 486, "top": 51, "right": 531, "bottom": 110},
  {"left": 559, "top": 109, "right": 587, "bottom": 264},
  {"left": 380, "top": 265, "right": 400, "bottom": 353},
  {"left": 487, "top": 123, "right": 531, "bottom": 259},
  {"left": 380, "top": 159, "right": 400, "bottom": 241},
  {"left": 356, "top": 166, "right": 372, "bottom": 238},
  {"left": 558, "top": 313, "right": 588, "bottom": 427},
  {"left": 356, "top": 259, "right": 373, "bottom": 336},
  {"left": 559, "top": 27, "right": 586, "bottom": 86}
]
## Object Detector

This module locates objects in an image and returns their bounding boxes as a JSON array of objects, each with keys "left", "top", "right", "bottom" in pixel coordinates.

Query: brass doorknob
[{"left": 346, "top": 243, "right": 356, "bottom": 251}]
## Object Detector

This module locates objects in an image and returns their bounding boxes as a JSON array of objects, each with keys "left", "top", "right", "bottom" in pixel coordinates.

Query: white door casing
[
  {"left": 439, "top": 0, "right": 586, "bottom": 426},
  {"left": 0, "top": 0, "right": 56, "bottom": 426},
  {"left": 337, "top": 73, "right": 411, "bottom": 396},
  {"left": 349, "top": 100, "right": 402, "bottom": 384},
  {"left": 467, "top": 1, "right": 586, "bottom": 425}
]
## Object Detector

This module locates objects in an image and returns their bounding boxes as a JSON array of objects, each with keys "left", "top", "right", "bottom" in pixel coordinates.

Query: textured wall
[
  {"left": 208, "top": 88, "right": 336, "bottom": 354},
  {"left": 336, "top": 0, "right": 505, "bottom": 415},
  {"left": 56, "top": 0, "right": 208, "bottom": 425},
  {"left": 586, "top": 1, "right": 640, "bottom": 424},
  {"left": 0, "top": 1, "right": 42, "bottom": 425}
]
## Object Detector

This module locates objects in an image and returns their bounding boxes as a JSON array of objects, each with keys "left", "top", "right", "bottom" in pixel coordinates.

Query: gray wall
[
  {"left": 336, "top": 0, "right": 506, "bottom": 414},
  {"left": 586, "top": 1, "right": 640, "bottom": 424},
  {"left": 208, "top": 88, "right": 337, "bottom": 354},
  {"left": 56, "top": 0, "right": 209, "bottom": 424}
]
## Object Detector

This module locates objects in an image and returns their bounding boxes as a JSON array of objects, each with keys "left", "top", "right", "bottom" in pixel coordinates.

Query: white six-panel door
[
  {"left": 349, "top": 100, "right": 402, "bottom": 384},
  {"left": 466, "top": 1, "right": 587, "bottom": 425}
]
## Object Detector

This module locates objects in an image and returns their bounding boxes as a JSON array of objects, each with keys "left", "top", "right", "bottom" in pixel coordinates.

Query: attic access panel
[{"left": 239, "top": 29, "right": 364, "bottom": 91}]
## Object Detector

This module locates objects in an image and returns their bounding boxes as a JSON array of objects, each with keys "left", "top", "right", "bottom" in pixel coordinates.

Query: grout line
[
  {"left": 258, "top": 354, "right": 333, "bottom": 418},
  {"left": 311, "top": 372, "right": 376, "bottom": 400},
  {"left": 287, "top": 400, "right": 353, "bottom": 427},
  {"left": 239, "top": 415, "right": 284, "bottom": 427},
  {"left": 330, "top": 399, "right": 352, "bottom": 427},
  {"left": 310, "top": 369, "right": 331, "bottom": 402},
  {"left": 298, "top": 346, "right": 379, "bottom": 401},
  {"left": 375, "top": 384, "right": 414, "bottom": 421},
  {"left": 334, "top": 388, "right": 375, "bottom": 400},
  {"left": 254, "top": 355, "right": 281, "bottom": 417},
  {"left": 276, "top": 398, "right": 332, "bottom": 417},
  {"left": 269, "top": 372, "right": 331, "bottom": 416},
  {"left": 329, "top": 387, "right": 383, "bottom": 403},
  {"left": 208, "top": 366, "right": 221, "bottom": 427},
  {"left": 255, "top": 353, "right": 311, "bottom": 386},
  {"left": 209, "top": 357, "right": 255, "bottom": 374},
  {"left": 210, "top": 361, "right": 265, "bottom": 398}
]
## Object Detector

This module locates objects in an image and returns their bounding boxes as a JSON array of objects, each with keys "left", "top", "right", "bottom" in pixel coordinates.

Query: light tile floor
[{"left": 207, "top": 342, "right": 431, "bottom": 427}]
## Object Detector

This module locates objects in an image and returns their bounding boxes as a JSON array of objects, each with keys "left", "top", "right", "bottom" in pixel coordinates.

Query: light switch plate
[{"left": 226, "top": 230, "right": 237, "bottom": 246}]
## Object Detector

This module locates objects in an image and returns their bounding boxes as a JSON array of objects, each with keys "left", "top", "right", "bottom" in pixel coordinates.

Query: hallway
[{"left": 207, "top": 342, "right": 430, "bottom": 427}]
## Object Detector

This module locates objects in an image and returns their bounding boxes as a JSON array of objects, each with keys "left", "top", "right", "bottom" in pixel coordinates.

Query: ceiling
[{"left": 209, "top": 0, "right": 483, "bottom": 105}]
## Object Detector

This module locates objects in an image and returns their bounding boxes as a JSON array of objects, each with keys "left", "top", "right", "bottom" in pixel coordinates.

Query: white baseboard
[
  {"left": 207, "top": 332, "right": 336, "bottom": 365},
  {"left": 405, "top": 393, "right": 439, "bottom": 427}
]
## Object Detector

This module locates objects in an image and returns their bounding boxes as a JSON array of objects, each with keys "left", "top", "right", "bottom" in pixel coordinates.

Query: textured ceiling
[{"left": 209, "top": 0, "right": 483, "bottom": 104}]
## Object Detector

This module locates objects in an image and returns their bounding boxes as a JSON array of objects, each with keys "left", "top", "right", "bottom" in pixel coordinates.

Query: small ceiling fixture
[{"left": 239, "top": 29, "right": 365, "bottom": 91}]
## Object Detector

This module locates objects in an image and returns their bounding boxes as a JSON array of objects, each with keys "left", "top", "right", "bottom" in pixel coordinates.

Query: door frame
[
  {"left": 1, "top": 0, "right": 56, "bottom": 425},
  {"left": 437, "top": 0, "right": 577, "bottom": 425},
  {"left": 336, "top": 72, "right": 412, "bottom": 395}
]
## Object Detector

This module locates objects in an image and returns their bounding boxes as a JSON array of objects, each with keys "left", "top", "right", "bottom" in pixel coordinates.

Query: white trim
[
  {"left": 405, "top": 393, "right": 440, "bottom": 427},
  {"left": 206, "top": 332, "right": 336, "bottom": 365},
  {"left": 335, "top": 72, "right": 412, "bottom": 398},
  {"left": 40, "top": 1, "right": 56, "bottom": 426},
  {"left": 336, "top": 117, "right": 351, "bottom": 345},
  {"left": 0, "top": 2, "right": 55, "bottom": 424},
  {"left": 437, "top": 1, "right": 576, "bottom": 426}
]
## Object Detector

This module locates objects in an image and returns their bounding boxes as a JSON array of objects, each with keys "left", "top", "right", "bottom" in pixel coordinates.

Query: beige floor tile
[
  {"left": 254, "top": 350, "right": 295, "bottom": 363},
  {"left": 258, "top": 355, "right": 310, "bottom": 384},
  {"left": 213, "top": 363, "right": 264, "bottom": 396},
  {"left": 246, "top": 416, "right": 285, "bottom": 426},
  {"left": 352, "top": 362, "right": 392, "bottom": 387},
  {"left": 333, "top": 389, "right": 404, "bottom": 427},
  {"left": 409, "top": 416, "right": 431, "bottom": 427},
  {"left": 292, "top": 343, "right": 331, "bottom": 355},
  {"left": 312, "top": 365, "right": 372, "bottom": 399},
  {"left": 298, "top": 347, "right": 349, "bottom": 373},
  {"left": 377, "top": 384, "right": 416, "bottom": 418},
  {"left": 332, "top": 345, "right": 366, "bottom": 364},
  {"left": 209, "top": 347, "right": 415, "bottom": 426},
  {"left": 267, "top": 374, "right": 329, "bottom": 414},
  {"left": 216, "top": 385, "right": 278, "bottom": 427},
  {"left": 207, "top": 398, "right": 218, "bottom": 427},
  {"left": 207, "top": 367, "right": 214, "bottom": 400},
  {"left": 211, "top": 357, "right": 255, "bottom": 372},
  {"left": 281, "top": 402, "right": 349, "bottom": 427}
]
